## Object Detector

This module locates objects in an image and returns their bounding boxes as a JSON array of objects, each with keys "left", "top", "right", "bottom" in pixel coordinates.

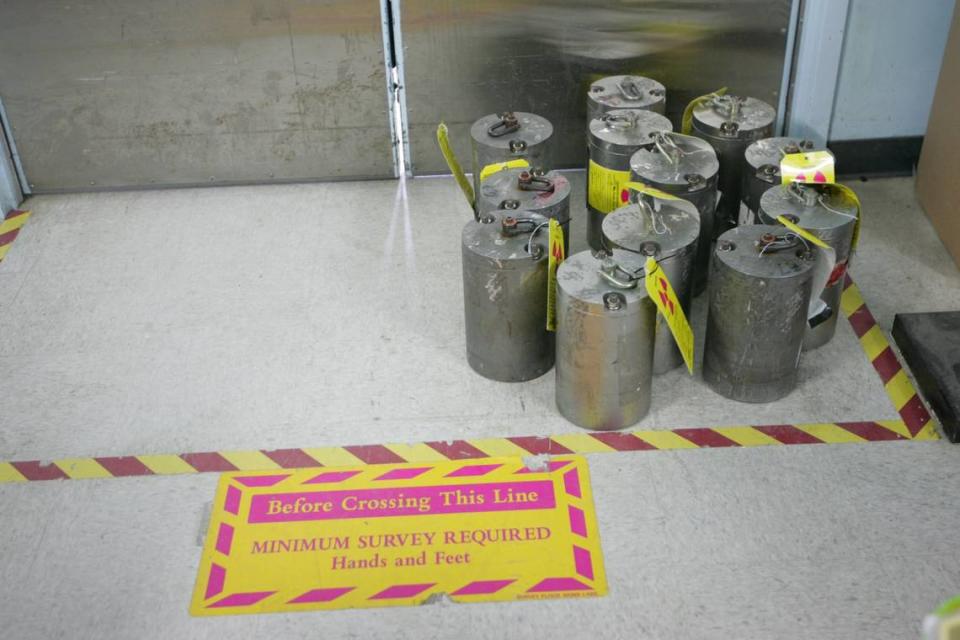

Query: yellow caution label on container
[
  {"left": 623, "top": 181, "right": 681, "bottom": 202},
  {"left": 436, "top": 122, "right": 475, "bottom": 208},
  {"left": 681, "top": 87, "right": 728, "bottom": 135},
  {"left": 587, "top": 160, "right": 631, "bottom": 214},
  {"left": 780, "top": 150, "right": 836, "bottom": 186},
  {"left": 775, "top": 215, "right": 831, "bottom": 250},
  {"left": 644, "top": 257, "right": 694, "bottom": 374},
  {"left": 479, "top": 159, "right": 530, "bottom": 183},
  {"left": 546, "top": 219, "right": 565, "bottom": 332},
  {"left": 190, "top": 457, "right": 607, "bottom": 615}
]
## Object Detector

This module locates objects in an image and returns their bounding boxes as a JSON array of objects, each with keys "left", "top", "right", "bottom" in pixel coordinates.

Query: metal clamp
[
  {"left": 617, "top": 77, "right": 646, "bottom": 100},
  {"left": 653, "top": 132, "right": 683, "bottom": 165},
  {"left": 500, "top": 215, "right": 540, "bottom": 237},
  {"left": 786, "top": 181, "right": 818, "bottom": 207},
  {"left": 603, "top": 111, "right": 638, "bottom": 130},
  {"left": 598, "top": 258, "right": 641, "bottom": 289},
  {"left": 517, "top": 170, "right": 554, "bottom": 193},
  {"left": 487, "top": 112, "right": 520, "bottom": 138}
]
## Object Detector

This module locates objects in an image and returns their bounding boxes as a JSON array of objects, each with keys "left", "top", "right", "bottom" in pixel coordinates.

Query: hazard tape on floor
[
  {"left": 0, "top": 209, "right": 31, "bottom": 263},
  {"left": 841, "top": 276, "right": 937, "bottom": 440},
  {"left": 0, "top": 276, "right": 939, "bottom": 485}
]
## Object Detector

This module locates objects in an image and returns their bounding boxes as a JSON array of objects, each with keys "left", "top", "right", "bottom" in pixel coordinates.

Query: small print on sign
[
  {"left": 587, "top": 159, "right": 631, "bottom": 214},
  {"left": 191, "top": 456, "right": 606, "bottom": 616},
  {"left": 546, "top": 219, "right": 565, "bottom": 332},
  {"left": 644, "top": 257, "right": 695, "bottom": 373},
  {"left": 780, "top": 150, "right": 836, "bottom": 186}
]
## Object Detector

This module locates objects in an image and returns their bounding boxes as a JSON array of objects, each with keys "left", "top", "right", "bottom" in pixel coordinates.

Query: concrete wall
[{"left": 830, "top": 0, "right": 956, "bottom": 141}]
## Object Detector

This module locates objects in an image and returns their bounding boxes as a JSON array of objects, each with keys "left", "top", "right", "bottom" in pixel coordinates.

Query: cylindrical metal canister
[
  {"left": 555, "top": 250, "right": 657, "bottom": 430},
  {"left": 630, "top": 132, "right": 719, "bottom": 296},
  {"left": 757, "top": 183, "right": 858, "bottom": 351},
  {"left": 586, "top": 75, "right": 667, "bottom": 123},
  {"left": 602, "top": 197, "right": 701, "bottom": 374},
  {"left": 470, "top": 112, "right": 553, "bottom": 204},
  {"left": 587, "top": 109, "right": 673, "bottom": 250},
  {"left": 703, "top": 225, "right": 816, "bottom": 403},
  {"left": 742, "top": 137, "right": 817, "bottom": 216},
  {"left": 691, "top": 95, "right": 776, "bottom": 236},
  {"left": 477, "top": 167, "right": 572, "bottom": 253},
  {"left": 462, "top": 211, "right": 553, "bottom": 382}
]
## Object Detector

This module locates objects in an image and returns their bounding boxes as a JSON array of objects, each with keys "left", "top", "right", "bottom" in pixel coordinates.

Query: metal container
[
  {"left": 477, "top": 167, "right": 572, "bottom": 252},
  {"left": 602, "top": 198, "right": 700, "bottom": 374},
  {"left": 742, "top": 137, "right": 817, "bottom": 216},
  {"left": 586, "top": 75, "right": 667, "bottom": 123},
  {"left": 462, "top": 211, "right": 553, "bottom": 382},
  {"left": 757, "top": 183, "right": 858, "bottom": 350},
  {"left": 703, "top": 225, "right": 816, "bottom": 403},
  {"left": 691, "top": 95, "right": 776, "bottom": 236},
  {"left": 470, "top": 112, "right": 554, "bottom": 203},
  {"left": 555, "top": 249, "right": 657, "bottom": 430},
  {"left": 630, "top": 132, "right": 719, "bottom": 296},
  {"left": 586, "top": 109, "right": 673, "bottom": 250}
]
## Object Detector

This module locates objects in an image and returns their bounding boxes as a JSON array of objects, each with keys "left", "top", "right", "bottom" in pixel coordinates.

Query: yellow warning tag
[
  {"left": 775, "top": 215, "right": 831, "bottom": 249},
  {"left": 436, "top": 122, "right": 475, "bottom": 208},
  {"left": 780, "top": 150, "right": 836, "bottom": 186},
  {"left": 623, "top": 181, "right": 681, "bottom": 202},
  {"left": 479, "top": 159, "right": 530, "bottom": 183},
  {"left": 644, "top": 257, "right": 694, "bottom": 374},
  {"left": 190, "top": 457, "right": 607, "bottom": 615},
  {"left": 546, "top": 219, "right": 565, "bottom": 332},
  {"left": 587, "top": 159, "right": 631, "bottom": 214},
  {"left": 681, "top": 87, "right": 728, "bottom": 135},
  {"left": 830, "top": 184, "right": 863, "bottom": 250}
]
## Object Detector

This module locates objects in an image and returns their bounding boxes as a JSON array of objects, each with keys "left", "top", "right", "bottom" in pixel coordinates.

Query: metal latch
[
  {"left": 487, "top": 112, "right": 521, "bottom": 138},
  {"left": 617, "top": 77, "right": 644, "bottom": 100},
  {"left": 517, "top": 170, "right": 554, "bottom": 193},
  {"left": 598, "top": 256, "right": 641, "bottom": 290}
]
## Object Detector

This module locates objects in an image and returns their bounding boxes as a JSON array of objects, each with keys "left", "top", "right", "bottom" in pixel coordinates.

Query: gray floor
[{"left": 1, "top": 174, "right": 959, "bottom": 638}]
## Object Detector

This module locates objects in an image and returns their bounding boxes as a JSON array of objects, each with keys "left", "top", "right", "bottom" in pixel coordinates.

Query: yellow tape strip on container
[
  {"left": 436, "top": 122, "right": 475, "bottom": 208},
  {"left": 775, "top": 215, "right": 831, "bottom": 250},
  {"left": 479, "top": 159, "right": 530, "bottom": 183},
  {"left": 681, "top": 87, "right": 727, "bottom": 135},
  {"left": 644, "top": 257, "right": 694, "bottom": 373},
  {"left": 546, "top": 219, "right": 565, "bottom": 332},
  {"left": 624, "top": 181, "right": 681, "bottom": 202}
]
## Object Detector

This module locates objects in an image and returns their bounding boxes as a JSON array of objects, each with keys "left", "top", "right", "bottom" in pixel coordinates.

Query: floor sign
[{"left": 191, "top": 456, "right": 606, "bottom": 615}]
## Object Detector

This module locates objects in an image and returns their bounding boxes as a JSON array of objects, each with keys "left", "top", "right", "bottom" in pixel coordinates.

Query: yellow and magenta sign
[{"left": 191, "top": 456, "right": 606, "bottom": 615}]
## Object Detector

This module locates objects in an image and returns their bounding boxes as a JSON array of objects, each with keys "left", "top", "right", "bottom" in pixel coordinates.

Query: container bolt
[
  {"left": 762, "top": 164, "right": 777, "bottom": 176},
  {"left": 784, "top": 143, "right": 800, "bottom": 155},
  {"left": 686, "top": 173, "right": 704, "bottom": 185},
  {"left": 640, "top": 241, "right": 660, "bottom": 257},
  {"left": 603, "top": 292, "right": 625, "bottom": 311},
  {"left": 720, "top": 121, "right": 739, "bottom": 135},
  {"left": 650, "top": 88, "right": 664, "bottom": 96},
  {"left": 502, "top": 216, "right": 517, "bottom": 230},
  {"left": 591, "top": 85, "right": 603, "bottom": 93},
  {"left": 718, "top": 240, "right": 736, "bottom": 252},
  {"left": 783, "top": 214, "right": 799, "bottom": 224}
]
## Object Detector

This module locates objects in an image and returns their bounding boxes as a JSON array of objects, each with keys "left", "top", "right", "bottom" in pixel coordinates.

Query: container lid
[
  {"left": 744, "top": 137, "right": 817, "bottom": 172},
  {"left": 587, "top": 75, "right": 666, "bottom": 111},
  {"left": 630, "top": 132, "right": 719, "bottom": 187},
  {"left": 589, "top": 109, "right": 673, "bottom": 154},
  {"left": 462, "top": 210, "right": 549, "bottom": 263},
  {"left": 602, "top": 199, "right": 700, "bottom": 260},
  {"left": 470, "top": 112, "right": 554, "bottom": 150},
  {"left": 478, "top": 168, "right": 571, "bottom": 214},
  {"left": 692, "top": 95, "right": 776, "bottom": 139},
  {"left": 557, "top": 249, "right": 649, "bottom": 307},
  {"left": 714, "top": 224, "right": 816, "bottom": 280},
  {"left": 759, "top": 183, "right": 858, "bottom": 231}
]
